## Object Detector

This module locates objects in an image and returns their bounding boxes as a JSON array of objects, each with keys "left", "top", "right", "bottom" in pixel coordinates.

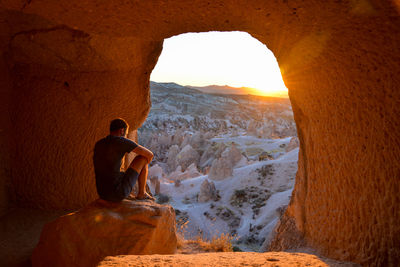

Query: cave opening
[{"left": 139, "top": 31, "right": 299, "bottom": 252}]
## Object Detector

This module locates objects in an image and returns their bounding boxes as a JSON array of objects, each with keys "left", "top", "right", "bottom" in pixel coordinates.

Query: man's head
[{"left": 110, "top": 118, "right": 129, "bottom": 137}]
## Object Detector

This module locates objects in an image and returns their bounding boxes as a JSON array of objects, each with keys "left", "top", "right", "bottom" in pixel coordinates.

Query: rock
[
  {"left": 285, "top": 137, "right": 299, "bottom": 152},
  {"left": 166, "top": 145, "right": 180, "bottom": 173},
  {"left": 149, "top": 164, "right": 164, "bottom": 180},
  {"left": 190, "top": 131, "right": 205, "bottom": 149},
  {"left": 221, "top": 143, "right": 243, "bottom": 167},
  {"left": 198, "top": 179, "right": 218, "bottom": 202},
  {"left": 176, "top": 144, "right": 199, "bottom": 171},
  {"left": 158, "top": 133, "right": 172, "bottom": 147},
  {"left": 167, "top": 163, "right": 201, "bottom": 181},
  {"left": 180, "top": 133, "right": 192, "bottom": 149},
  {"left": 167, "top": 165, "right": 183, "bottom": 181},
  {"left": 207, "top": 143, "right": 245, "bottom": 180},
  {"left": 148, "top": 164, "right": 163, "bottom": 195},
  {"left": 31, "top": 199, "right": 177, "bottom": 267},
  {"left": 208, "top": 157, "right": 233, "bottom": 181},
  {"left": 172, "top": 128, "right": 184, "bottom": 145},
  {"left": 199, "top": 144, "right": 216, "bottom": 169},
  {"left": 155, "top": 179, "right": 161, "bottom": 195}
]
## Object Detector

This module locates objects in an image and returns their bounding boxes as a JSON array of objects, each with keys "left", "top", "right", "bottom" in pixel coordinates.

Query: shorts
[{"left": 100, "top": 168, "right": 139, "bottom": 202}]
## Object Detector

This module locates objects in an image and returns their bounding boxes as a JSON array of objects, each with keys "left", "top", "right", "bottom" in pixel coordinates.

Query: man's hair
[{"left": 110, "top": 118, "right": 129, "bottom": 132}]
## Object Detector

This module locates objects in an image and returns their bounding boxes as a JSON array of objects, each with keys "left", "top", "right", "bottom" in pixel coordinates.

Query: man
[{"left": 93, "top": 118, "right": 154, "bottom": 202}]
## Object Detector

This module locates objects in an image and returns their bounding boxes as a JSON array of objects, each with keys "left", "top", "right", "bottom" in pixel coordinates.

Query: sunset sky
[{"left": 150, "top": 31, "right": 288, "bottom": 98}]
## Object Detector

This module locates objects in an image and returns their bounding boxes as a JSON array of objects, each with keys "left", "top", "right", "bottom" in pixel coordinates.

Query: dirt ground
[{"left": 99, "top": 252, "right": 360, "bottom": 267}]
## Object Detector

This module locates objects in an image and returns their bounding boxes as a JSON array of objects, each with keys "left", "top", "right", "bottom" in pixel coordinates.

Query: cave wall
[
  {"left": 0, "top": 13, "right": 12, "bottom": 216},
  {"left": 0, "top": 10, "right": 162, "bottom": 209},
  {"left": 0, "top": 0, "right": 399, "bottom": 265}
]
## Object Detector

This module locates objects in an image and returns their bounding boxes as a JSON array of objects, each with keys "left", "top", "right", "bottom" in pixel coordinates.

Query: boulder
[
  {"left": 198, "top": 179, "right": 218, "bottom": 202},
  {"left": 32, "top": 199, "right": 177, "bottom": 267}
]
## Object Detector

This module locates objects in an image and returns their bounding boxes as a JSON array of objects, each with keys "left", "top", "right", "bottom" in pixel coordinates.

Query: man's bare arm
[{"left": 132, "top": 145, "right": 154, "bottom": 163}]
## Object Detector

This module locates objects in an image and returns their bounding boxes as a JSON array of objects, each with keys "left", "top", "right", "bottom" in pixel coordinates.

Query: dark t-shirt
[{"left": 93, "top": 135, "right": 138, "bottom": 198}]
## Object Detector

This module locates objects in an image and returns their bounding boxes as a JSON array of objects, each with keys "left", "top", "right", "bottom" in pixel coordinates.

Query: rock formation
[
  {"left": 198, "top": 179, "right": 218, "bottom": 203},
  {"left": 208, "top": 157, "right": 233, "bottom": 181},
  {"left": 285, "top": 137, "right": 299, "bottom": 152},
  {"left": 31, "top": 199, "right": 177, "bottom": 267},
  {"left": 176, "top": 144, "right": 200, "bottom": 171},
  {"left": 0, "top": 1, "right": 399, "bottom": 265},
  {"left": 148, "top": 164, "right": 164, "bottom": 180},
  {"left": 199, "top": 143, "right": 219, "bottom": 169},
  {"left": 148, "top": 164, "right": 163, "bottom": 195},
  {"left": 221, "top": 143, "right": 244, "bottom": 167},
  {"left": 167, "top": 163, "right": 201, "bottom": 182},
  {"left": 166, "top": 145, "right": 180, "bottom": 173}
]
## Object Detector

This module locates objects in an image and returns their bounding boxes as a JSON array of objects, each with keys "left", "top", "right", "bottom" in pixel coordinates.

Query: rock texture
[
  {"left": 176, "top": 144, "right": 200, "bottom": 171},
  {"left": 0, "top": 1, "right": 399, "bottom": 265},
  {"left": 198, "top": 179, "right": 218, "bottom": 203},
  {"left": 31, "top": 199, "right": 177, "bottom": 267},
  {"left": 208, "top": 157, "right": 233, "bottom": 181},
  {"left": 285, "top": 137, "right": 299, "bottom": 152}
]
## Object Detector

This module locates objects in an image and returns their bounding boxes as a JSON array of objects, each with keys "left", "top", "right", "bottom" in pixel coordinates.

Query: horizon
[
  {"left": 150, "top": 31, "right": 288, "bottom": 98},
  {"left": 150, "top": 80, "right": 289, "bottom": 99}
]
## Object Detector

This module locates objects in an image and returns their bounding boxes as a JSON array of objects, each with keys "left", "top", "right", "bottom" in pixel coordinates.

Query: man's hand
[{"left": 132, "top": 145, "right": 154, "bottom": 164}]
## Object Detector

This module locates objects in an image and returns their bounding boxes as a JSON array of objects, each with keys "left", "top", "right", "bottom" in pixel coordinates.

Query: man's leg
[{"left": 128, "top": 155, "right": 153, "bottom": 199}]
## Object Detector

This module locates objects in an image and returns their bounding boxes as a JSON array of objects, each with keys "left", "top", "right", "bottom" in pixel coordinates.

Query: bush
[
  {"left": 156, "top": 194, "right": 170, "bottom": 204},
  {"left": 186, "top": 233, "right": 235, "bottom": 252},
  {"left": 176, "top": 218, "right": 236, "bottom": 253}
]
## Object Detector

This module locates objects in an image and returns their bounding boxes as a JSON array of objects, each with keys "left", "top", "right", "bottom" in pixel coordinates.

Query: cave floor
[
  {"left": 0, "top": 208, "right": 70, "bottom": 267},
  {"left": 99, "top": 252, "right": 359, "bottom": 266},
  {"left": 0, "top": 208, "right": 359, "bottom": 267}
]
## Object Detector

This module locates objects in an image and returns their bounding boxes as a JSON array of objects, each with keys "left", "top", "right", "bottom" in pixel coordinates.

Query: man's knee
[{"left": 129, "top": 155, "right": 147, "bottom": 173}]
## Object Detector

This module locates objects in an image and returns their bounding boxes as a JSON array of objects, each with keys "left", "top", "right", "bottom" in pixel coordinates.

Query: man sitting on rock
[{"left": 93, "top": 118, "right": 155, "bottom": 202}]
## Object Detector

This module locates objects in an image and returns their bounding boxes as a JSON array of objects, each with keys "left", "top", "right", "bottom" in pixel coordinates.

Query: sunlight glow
[{"left": 151, "top": 31, "right": 288, "bottom": 98}]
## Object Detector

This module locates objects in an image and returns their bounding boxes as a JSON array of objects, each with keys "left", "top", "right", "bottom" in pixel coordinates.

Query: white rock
[
  {"left": 208, "top": 157, "right": 233, "bottom": 181},
  {"left": 176, "top": 144, "right": 199, "bottom": 171},
  {"left": 198, "top": 179, "right": 218, "bottom": 202},
  {"left": 286, "top": 136, "right": 299, "bottom": 152},
  {"left": 166, "top": 145, "right": 180, "bottom": 173},
  {"left": 149, "top": 164, "right": 164, "bottom": 180}
]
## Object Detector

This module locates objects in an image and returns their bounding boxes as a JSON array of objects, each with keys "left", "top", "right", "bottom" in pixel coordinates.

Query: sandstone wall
[
  {"left": 0, "top": 12, "right": 13, "bottom": 216},
  {"left": 0, "top": 0, "right": 399, "bottom": 265},
  {"left": 0, "top": 11, "right": 162, "bottom": 209}
]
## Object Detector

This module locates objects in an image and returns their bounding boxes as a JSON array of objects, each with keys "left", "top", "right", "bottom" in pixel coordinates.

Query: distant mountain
[
  {"left": 151, "top": 81, "right": 287, "bottom": 98},
  {"left": 187, "top": 84, "right": 261, "bottom": 96}
]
